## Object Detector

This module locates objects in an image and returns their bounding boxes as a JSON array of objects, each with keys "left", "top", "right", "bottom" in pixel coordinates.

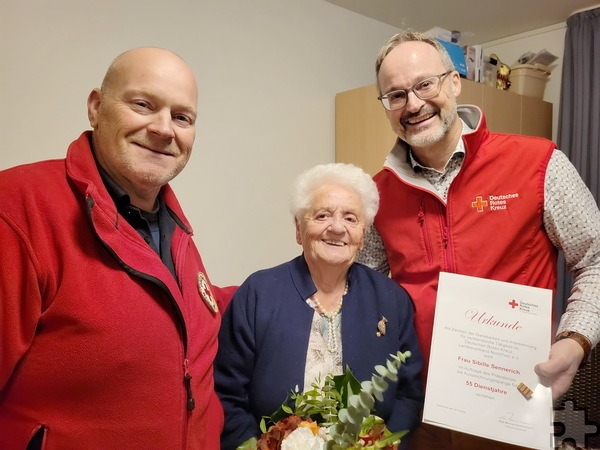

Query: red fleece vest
[{"left": 374, "top": 127, "right": 557, "bottom": 377}]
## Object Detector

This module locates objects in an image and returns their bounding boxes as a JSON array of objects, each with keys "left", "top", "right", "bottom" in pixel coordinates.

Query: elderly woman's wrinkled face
[{"left": 296, "top": 184, "right": 366, "bottom": 268}]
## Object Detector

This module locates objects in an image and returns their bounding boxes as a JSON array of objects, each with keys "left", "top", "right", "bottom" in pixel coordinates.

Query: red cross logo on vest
[{"left": 471, "top": 195, "right": 488, "bottom": 212}]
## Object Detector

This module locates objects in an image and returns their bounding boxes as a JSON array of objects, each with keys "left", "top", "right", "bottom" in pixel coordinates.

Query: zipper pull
[
  {"left": 442, "top": 226, "right": 449, "bottom": 248},
  {"left": 183, "top": 359, "right": 196, "bottom": 411},
  {"left": 418, "top": 201, "right": 425, "bottom": 224}
]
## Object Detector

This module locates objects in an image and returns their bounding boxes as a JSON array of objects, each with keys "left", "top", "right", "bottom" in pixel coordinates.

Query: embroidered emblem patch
[
  {"left": 471, "top": 192, "right": 520, "bottom": 212},
  {"left": 197, "top": 272, "right": 218, "bottom": 313},
  {"left": 471, "top": 195, "right": 488, "bottom": 212}
]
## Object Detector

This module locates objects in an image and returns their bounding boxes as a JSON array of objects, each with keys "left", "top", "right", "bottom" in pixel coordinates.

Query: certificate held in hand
[{"left": 423, "top": 272, "right": 554, "bottom": 449}]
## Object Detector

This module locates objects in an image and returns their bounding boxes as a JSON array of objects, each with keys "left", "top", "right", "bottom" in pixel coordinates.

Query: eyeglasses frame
[{"left": 377, "top": 70, "right": 454, "bottom": 111}]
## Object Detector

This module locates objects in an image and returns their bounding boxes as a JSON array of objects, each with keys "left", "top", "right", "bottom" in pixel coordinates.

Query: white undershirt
[{"left": 303, "top": 301, "right": 343, "bottom": 392}]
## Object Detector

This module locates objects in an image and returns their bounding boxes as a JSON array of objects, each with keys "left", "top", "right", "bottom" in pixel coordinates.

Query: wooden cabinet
[{"left": 335, "top": 79, "right": 552, "bottom": 176}]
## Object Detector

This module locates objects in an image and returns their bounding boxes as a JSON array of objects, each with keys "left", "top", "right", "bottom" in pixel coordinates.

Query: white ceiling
[{"left": 324, "top": 0, "right": 600, "bottom": 45}]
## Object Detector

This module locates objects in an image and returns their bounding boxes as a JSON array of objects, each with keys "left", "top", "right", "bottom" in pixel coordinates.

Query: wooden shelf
[{"left": 335, "top": 78, "right": 552, "bottom": 176}]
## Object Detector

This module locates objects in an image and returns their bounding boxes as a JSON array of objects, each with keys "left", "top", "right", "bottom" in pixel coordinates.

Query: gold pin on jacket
[{"left": 376, "top": 316, "right": 388, "bottom": 337}]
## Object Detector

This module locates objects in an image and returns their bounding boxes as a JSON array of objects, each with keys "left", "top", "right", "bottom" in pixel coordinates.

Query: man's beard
[{"left": 402, "top": 105, "right": 457, "bottom": 148}]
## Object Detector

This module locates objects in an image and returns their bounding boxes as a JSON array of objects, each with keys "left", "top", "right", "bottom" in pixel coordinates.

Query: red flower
[{"left": 257, "top": 415, "right": 307, "bottom": 450}]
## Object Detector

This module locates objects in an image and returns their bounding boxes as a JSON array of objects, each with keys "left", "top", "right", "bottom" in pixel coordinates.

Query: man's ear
[
  {"left": 451, "top": 71, "right": 462, "bottom": 98},
  {"left": 87, "top": 88, "right": 102, "bottom": 128}
]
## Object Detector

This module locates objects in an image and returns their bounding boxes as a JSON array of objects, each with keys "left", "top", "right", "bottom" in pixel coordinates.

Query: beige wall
[
  {"left": 2, "top": 1, "right": 596, "bottom": 285},
  {"left": 0, "top": 0, "right": 398, "bottom": 286}
]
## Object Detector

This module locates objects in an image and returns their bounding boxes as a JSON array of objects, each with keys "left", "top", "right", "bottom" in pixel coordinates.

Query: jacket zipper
[
  {"left": 418, "top": 200, "right": 433, "bottom": 265},
  {"left": 85, "top": 197, "right": 196, "bottom": 415},
  {"left": 441, "top": 220, "right": 454, "bottom": 272},
  {"left": 183, "top": 358, "right": 195, "bottom": 410},
  {"left": 443, "top": 179, "right": 456, "bottom": 274}
]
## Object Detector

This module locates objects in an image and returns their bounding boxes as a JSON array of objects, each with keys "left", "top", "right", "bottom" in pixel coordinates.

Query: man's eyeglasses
[{"left": 378, "top": 71, "right": 453, "bottom": 111}]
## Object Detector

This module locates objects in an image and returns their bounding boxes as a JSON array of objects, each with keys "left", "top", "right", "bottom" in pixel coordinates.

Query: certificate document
[{"left": 423, "top": 272, "right": 554, "bottom": 449}]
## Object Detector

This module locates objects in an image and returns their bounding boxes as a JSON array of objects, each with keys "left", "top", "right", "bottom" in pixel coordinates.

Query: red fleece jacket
[{"left": 0, "top": 131, "right": 235, "bottom": 449}]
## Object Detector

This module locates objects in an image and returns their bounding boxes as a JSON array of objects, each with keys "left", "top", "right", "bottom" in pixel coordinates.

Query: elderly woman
[{"left": 215, "top": 163, "right": 423, "bottom": 449}]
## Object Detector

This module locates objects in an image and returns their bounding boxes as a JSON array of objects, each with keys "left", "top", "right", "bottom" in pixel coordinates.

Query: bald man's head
[{"left": 87, "top": 47, "right": 198, "bottom": 210}]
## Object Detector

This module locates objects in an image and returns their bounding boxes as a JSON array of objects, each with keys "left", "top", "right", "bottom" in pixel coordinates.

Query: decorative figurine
[{"left": 491, "top": 53, "right": 511, "bottom": 90}]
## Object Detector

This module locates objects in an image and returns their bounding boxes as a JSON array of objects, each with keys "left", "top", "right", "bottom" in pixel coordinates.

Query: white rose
[{"left": 281, "top": 427, "right": 325, "bottom": 450}]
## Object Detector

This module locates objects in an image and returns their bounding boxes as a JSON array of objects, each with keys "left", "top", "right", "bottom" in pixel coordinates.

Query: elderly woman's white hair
[{"left": 290, "top": 163, "right": 379, "bottom": 228}]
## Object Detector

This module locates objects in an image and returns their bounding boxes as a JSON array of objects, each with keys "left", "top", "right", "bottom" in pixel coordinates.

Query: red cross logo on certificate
[
  {"left": 471, "top": 195, "right": 488, "bottom": 212},
  {"left": 509, "top": 299, "right": 519, "bottom": 309}
]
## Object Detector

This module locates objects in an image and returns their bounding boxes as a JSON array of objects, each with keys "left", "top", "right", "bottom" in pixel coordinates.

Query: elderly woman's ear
[
  {"left": 359, "top": 228, "right": 366, "bottom": 251},
  {"left": 295, "top": 217, "right": 302, "bottom": 246}
]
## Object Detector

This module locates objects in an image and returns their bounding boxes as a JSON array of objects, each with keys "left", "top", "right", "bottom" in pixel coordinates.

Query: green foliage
[
  {"left": 326, "top": 351, "right": 411, "bottom": 449},
  {"left": 236, "top": 437, "right": 258, "bottom": 450},
  {"left": 237, "top": 351, "right": 412, "bottom": 450}
]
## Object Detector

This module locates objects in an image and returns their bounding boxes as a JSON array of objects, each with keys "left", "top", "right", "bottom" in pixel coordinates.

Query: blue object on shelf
[{"left": 436, "top": 38, "right": 468, "bottom": 77}]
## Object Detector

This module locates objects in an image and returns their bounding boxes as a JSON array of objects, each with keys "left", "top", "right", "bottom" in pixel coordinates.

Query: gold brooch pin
[{"left": 376, "top": 316, "right": 388, "bottom": 337}]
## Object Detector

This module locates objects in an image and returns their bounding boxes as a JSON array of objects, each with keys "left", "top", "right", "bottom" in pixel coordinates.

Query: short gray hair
[
  {"left": 290, "top": 163, "right": 379, "bottom": 228},
  {"left": 375, "top": 30, "right": 455, "bottom": 95}
]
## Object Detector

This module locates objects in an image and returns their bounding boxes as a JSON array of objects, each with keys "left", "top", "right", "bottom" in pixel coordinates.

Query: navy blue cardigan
[{"left": 215, "top": 255, "right": 424, "bottom": 450}]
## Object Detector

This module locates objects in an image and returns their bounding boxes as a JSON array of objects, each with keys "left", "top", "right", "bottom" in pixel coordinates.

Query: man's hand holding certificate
[{"left": 423, "top": 272, "right": 554, "bottom": 449}]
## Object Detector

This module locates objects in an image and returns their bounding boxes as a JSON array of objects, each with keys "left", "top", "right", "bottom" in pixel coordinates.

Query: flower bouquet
[{"left": 237, "top": 351, "right": 411, "bottom": 450}]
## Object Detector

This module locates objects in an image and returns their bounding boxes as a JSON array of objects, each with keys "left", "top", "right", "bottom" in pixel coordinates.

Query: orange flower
[{"left": 299, "top": 420, "right": 320, "bottom": 436}]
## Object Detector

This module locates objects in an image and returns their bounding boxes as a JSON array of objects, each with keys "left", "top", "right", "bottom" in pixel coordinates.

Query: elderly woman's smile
[{"left": 323, "top": 239, "right": 347, "bottom": 246}]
